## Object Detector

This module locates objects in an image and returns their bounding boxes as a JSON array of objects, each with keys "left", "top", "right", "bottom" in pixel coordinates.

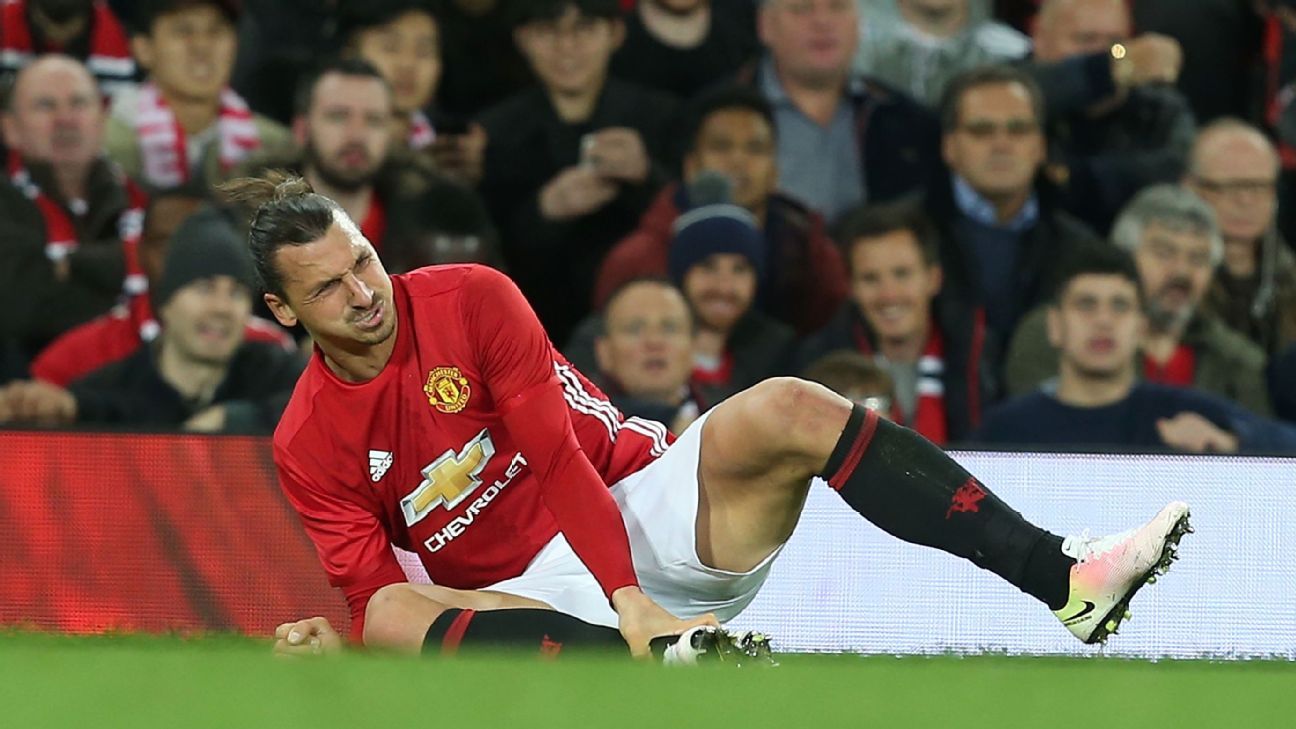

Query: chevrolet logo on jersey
[{"left": 401, "top": 429, "right": 496, "bottom": 526}]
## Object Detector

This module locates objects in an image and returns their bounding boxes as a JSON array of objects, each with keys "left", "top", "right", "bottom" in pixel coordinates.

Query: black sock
[
  {"left": 821, "top": 405, "right": 1075, "bottom": 610},
  {"left": 423, "top": 608, "right": 627, "bottom": 657}
]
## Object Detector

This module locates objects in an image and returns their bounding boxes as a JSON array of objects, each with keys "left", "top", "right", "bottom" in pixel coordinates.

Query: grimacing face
[
  {"left": 595, "top": 282, "right": 694, "bottom": 402},
  {"left": 1047, "top": 273, "right": 1144, "bottom": 381},
  {"left": 264, "top": 216, "right": 397, "bottom": 349}
]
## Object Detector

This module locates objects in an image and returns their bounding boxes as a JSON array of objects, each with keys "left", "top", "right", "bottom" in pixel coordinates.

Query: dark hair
[
  {"left": 293, "top": 57, "right": 391, "bottom": 117},
  {"left": 509, "top": 0, "right": 621, "bottom": 27},
  {"left": 939, "top": 64, "right": 1045, "bottom": 133},
  {"left": 835, "top": 198, "right": 941, "bottom": 269},
  {"left": 218, "top": 172, "right": 345, "bottom": 298},
  {"left": 683, "top": 85, "right": 776, "bottom": 156},
  {"left": 339, "top": 0, "right": 438, "bottom": 43},
  {"left": 1051, "top": 245, "right": 1145, "bottom": 307},
  {"left": 132, "top": 0, "right": 239, "bottom": 35}
]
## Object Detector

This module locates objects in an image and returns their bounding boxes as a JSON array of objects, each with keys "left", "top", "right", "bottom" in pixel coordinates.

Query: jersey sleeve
[
  {"left": 459, "top": 266, "right": 639, "bottom": 601},
  {"left": 276, "top": 448, "right": 408, "bottom": 641}
]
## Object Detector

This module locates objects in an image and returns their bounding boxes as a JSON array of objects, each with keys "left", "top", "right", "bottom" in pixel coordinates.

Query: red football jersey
[{"left": 274, "top": 265, "right": 669, "bottom": 632}]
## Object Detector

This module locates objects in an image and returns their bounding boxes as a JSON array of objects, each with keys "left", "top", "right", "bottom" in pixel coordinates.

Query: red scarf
[
  {"left": 854, "top": 319, "right": 949, "bottom": 445},
  {"left": 0, "top": 1, "right": 134, "bottom": 89},
  {"left": 134, "top": 82, "right": 262, "bottom": 188},
  {"left": 409, "top": 110, "right": 434, "bottom": 150},
  {"left": 7, "top": 150, "right": 148, "bottom": 306}
]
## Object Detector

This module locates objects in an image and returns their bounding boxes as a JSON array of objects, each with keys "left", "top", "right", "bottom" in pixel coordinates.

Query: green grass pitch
[{"left": 2, "top": 632, "right": 1292, "bottom": 729}]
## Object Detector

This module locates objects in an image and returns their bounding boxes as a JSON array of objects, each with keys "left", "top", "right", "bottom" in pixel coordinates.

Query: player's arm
[
  {"left": 276, "top": 450, "right": 408, "bottom": 642},
  {"left": 460, "top": 267, "right": 715, "bottom": 655}
]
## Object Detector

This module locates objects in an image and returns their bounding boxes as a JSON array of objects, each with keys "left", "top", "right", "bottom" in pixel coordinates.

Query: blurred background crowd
[{"left": 2, "top": 0, "right": 1296, "bottom": 455}]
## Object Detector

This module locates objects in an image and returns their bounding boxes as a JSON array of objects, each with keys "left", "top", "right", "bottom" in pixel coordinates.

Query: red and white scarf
[
  {"left": 0, "top": 0, "right": 135, "bottom": 93},
  {"left": 134, "top": 82, "right": 262, "bottom": 188},
  {"left": 7, "top": 150, "right": 148, "bottom": 302},
  {"left": 409, "top": 110, "right": 435, "bottom": 150},
  {"left": 854, "top": 319, "right": 949, "bottom": 445}
]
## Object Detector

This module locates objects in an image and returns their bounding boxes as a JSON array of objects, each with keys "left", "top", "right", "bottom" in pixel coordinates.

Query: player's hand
[
  {"left": 1157, "top": 412, "right": 1239, "bottom": 453},
  {"left": 1115, "top": 33, "right": 1182, "bottom": 88},
  {"left": 612, "top": 586, "right": 719, "bottom": 660},
  {"left": 539, "top": 165, "right": 619, "bottom": 221},
  {"left": 273, "top": 616, "right": 344, "bottom": 658},
  {"left": 583, "top": 128, "right": 651, "bottom": 184},
  {"left": 0, "top": 380, "right": 77, "bottom": 425}
]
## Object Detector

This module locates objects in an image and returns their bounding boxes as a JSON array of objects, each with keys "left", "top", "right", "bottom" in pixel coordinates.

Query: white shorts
[{"left": 479, "top": 411, "right": 784, "bottom": 628}]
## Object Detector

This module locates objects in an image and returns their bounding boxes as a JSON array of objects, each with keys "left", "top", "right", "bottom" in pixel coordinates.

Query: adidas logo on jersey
[{"left": 369, "top": 450, "right": 393, "bottom": 482}]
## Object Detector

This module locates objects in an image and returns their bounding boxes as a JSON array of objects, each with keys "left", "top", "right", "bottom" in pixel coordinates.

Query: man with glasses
[
  {"left": 928, "top": 65, "right": 1100, "bottom": 358},
  {"left": 1186, "top": 119, "right": 1296, "bottom": 356},
  {"left": 1006, "top": 184, "right": 1273, "bottom": 416}
]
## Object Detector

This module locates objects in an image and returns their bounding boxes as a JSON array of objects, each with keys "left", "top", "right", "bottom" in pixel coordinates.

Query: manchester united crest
[{"left": 425, "top": 367, "right": 471, "bottom": 414}]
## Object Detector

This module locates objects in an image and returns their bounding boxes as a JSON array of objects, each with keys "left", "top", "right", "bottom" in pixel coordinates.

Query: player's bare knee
[
  {"left": 744, "top": 378, "right": 850, "bottom": 458},
  {"left": 363, "top": 583, "right": 448, "bottom": 652}
]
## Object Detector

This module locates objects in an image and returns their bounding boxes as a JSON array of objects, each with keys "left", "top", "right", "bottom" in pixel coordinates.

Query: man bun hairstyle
[{"left": 219, "top": 171, "right": 346, "bottom": 298}]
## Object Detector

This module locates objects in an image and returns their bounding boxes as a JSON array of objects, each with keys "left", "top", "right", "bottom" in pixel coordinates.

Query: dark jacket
[
  {"left": 0, "top": 158, "right": 136, "bottom": 353},
  {"left": 695, "top": 310, "right": 796, "bottom": 406},
  {"left": 925, "top": 173, "right": 1103, "bottom": 359},
  {"left": 593, "top": 183, "right": 849, "bottom": 335},
  {"left": 735, "top": 61, "right": 942, "bottom": 208},
  {"left": 477, "top": 80, "right": 678, "bottom": 345},
  {"left": 976, "top": 382, "right": 1296, "bottom": 454},
  {"left": 69, "top": 339, "right": 306, "bottom": 433},
  {"left": 1205, "top": 231, "right": 1296, "bottom": 356},
  {"left": 794, "top": 299, "right": 993, "bottom": 444},
  {"left": 1005, "top": 306, "right": 1274, "bottom": 416},
  {"left": 1047, "top": 79, "right": 1196, "bottom": 233}
]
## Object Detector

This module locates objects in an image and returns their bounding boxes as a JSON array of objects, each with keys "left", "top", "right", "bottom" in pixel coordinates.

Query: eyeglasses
[
  {"left": 958, "top": 119, "right": 1040, "bottom": 140},
  {"left": 1191, "top": 176, "right": 1277, "bottom": 197}
]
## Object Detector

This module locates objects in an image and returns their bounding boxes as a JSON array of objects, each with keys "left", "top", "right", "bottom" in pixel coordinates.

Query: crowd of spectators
[{"left": 2, "top": 0, "right": 1296, "bottom": 453}]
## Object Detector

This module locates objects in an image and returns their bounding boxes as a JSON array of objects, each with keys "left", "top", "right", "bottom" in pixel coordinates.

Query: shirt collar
[
  {"left": 758, "top": 55, "right": 867, "bottom": 108},
  {"left": 951, "top": 174, "right": 1039, "bottom": 231}
]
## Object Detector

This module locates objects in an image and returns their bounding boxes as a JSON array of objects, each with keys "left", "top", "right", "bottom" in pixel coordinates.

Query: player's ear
[{"left": 264, "top": 293, "right": 298, "bottom": 328}]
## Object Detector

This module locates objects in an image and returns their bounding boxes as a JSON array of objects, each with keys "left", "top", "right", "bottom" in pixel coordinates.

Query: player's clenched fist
[{"left": 273, "top": 616, "right": 344, "bottom": 658}]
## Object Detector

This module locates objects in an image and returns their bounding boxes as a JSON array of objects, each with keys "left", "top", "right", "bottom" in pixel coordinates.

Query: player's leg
[
  {"left": 695, "top": 377, "right": 1190, "bottom": 643},
  {"left": 364, "top": 583, "right": 628, "bottom": 656}
]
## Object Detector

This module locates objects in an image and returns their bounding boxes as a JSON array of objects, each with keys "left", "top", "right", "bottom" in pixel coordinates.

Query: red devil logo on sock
[{"left": 946, "top": 478, "right": 987, "bottom": 520}]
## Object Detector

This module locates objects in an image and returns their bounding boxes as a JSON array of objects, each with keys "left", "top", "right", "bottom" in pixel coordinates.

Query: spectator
[
  {"left": 0, "top": 0, "right": 136, "bottom": 100},
  {"left": 796, "top": 200, "right": 991, "bottom": 445},
  {"left": 669, "top": 202, "right": 794, "bottom": 405},
  {"left": 1186, "top": 119, "right": 1296, "bottom": 355},
  {"left": 478, "top": 0, "right": 677, "bottom": 345},
  {"left": 1030, "top": 0, "right": 1196, "bottom": 233},
  {"left": 106, "top": 0, "right": 291, "bottom": 191},
  {"left": 228, "top": 0, "right": 345, "bottom": 125},
  {"left": 594, "top": 85, "right": 848, "bottom": 335},
  {"left": 339, "top": 0, "right": 486, "bottom": 185},
  {"left": 1006, "top": 184, "right": 1273, "bottom": 415},
  {"left": 434, "top": 0, "right": 532, "bottom": 119},
  {"left": 933, "top": 65, "right": 1100, "bottom": 346},
  {"left": 241, "top": 57, "right": 491, "bottom": 275},
  {"left": 28, "top": 192, "right": 295, "bottom": 386},
  {"left": 0, "top": 207, "right": 306, "bottom": 432},
  {"left": 801, "top": 349, "right": 896, "bottom": 416},
  {"left": 750, "top": 0, "right": 940, "bottom": 224},
  {"left": 978, "top": 245, "right": 1296, "bottom": 453},
  {"left": 610, "top": 0, "right": 758, "bottom": 99},
  {"left": 594, "top": 278, "right": 703, "bottom": 433},
  {"left": 855, "top": 0, "right": 1031, "bottom": 107},
  {"left": 0, "top": 55, "right": 146, "bottom": 364}
]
